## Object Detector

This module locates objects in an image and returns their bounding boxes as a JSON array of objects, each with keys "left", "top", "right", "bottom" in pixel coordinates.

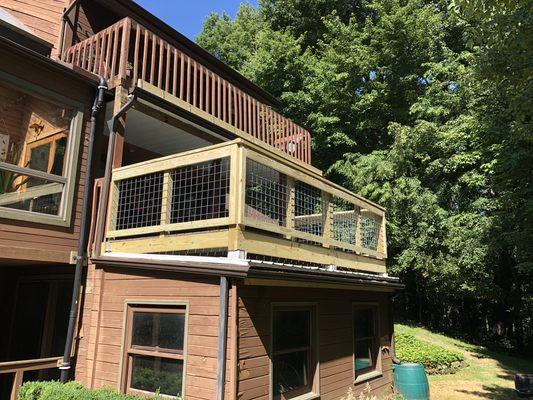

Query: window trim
[
  {"left": 118, "top": 300, "right": 189, "bottom": 399},
  {"left": 270, "top": 302, "right": 320, "bottom": 400},
  {"left": 0, "top": 71, "right": 84, "bottom": 226},
  {"left": 352, "top": 302, "right": 382, "bottom": 384}
]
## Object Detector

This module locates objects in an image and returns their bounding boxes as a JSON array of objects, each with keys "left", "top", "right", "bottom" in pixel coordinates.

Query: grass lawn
[{"left": 395, "top": 324, "right": 533, "bottom": 400}]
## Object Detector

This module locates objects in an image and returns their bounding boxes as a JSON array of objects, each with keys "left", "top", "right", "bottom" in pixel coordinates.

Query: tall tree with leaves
[{"left": 197, "top": 0, "right": 532, "bottom": 350}]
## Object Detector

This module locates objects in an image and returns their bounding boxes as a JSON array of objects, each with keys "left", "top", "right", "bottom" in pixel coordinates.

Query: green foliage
[
  {"left": 197, "top": 0, "right": 533, "bottom": 352},
  {"left": 395, "top": 333, "right": 464, "bottom": 374},
  {"left": 18, "top": 381, "right": 167, "bottom": 400},
  {"left": 131, "top": 367, "right": 182, "bottom": 398},
  {"left": 0, "top": 142, "right": 27, "bottom": 195}
]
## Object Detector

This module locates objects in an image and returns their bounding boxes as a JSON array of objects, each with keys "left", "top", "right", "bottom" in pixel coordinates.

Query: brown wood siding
[
  {"left": 237, "top": 285, "right": 394, "bottom": 400},
  {"left": 0, "top": 44, "right": 95, "bottom": 264},
  {"left": 76, "top": 265, "right": 235, "bottom": 400},
  {"left": 0, "top": 0, "right": 67, "bottom": 47}
]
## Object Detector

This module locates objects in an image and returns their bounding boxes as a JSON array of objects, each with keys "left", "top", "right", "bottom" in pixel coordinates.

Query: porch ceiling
[{"left": 104, "top": 101, "right": 215, "bottom": 157}]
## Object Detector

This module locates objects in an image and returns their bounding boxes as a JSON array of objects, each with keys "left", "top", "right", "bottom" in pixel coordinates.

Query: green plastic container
[{"left": 393, "top": 363, "right": 430, "bottom": 400}]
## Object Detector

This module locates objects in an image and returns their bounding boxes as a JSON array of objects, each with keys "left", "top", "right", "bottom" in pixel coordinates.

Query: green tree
[{"left": 197, "top": 0, "right": 533, "bottom": 350}]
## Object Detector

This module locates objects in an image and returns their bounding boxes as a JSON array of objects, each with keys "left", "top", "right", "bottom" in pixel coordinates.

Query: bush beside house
[
  {"left": 395, "top": 333, "right": 465, "bottom": 374},
  {"left": 18, "top": 381, "right": 164, "bottom": 400}
]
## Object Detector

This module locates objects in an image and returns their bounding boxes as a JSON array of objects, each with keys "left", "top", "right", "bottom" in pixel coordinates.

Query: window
[
  {"left": 123, "top": 305, "right": 186, "bottom": 398},
  {"left": 0, "top": 73, "right": 82, "bottom": 224},
  {"left": 353, "top": 306, "right": 380, "bottom": 378},
  {"left": 272, "top": 307, "right": 317, "bottom": 399}
]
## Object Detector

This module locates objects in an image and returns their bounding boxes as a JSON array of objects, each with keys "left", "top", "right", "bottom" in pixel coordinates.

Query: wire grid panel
[
  {"left": 170, "top": 157, "right": 230, "bottom": 224},
  {"left": 115, "top": 172, "right": 164, "bottom": 230},
  {"left": 294, "top": 180, "right": 324, "bottom": 238},
  {"left": 245, "top": 159, "right": 288, "bottom": 226},
  {"left": 332, "top": 197, "right": 357, "bottom": 246},
  {"left": 360, "top": 212, "right": 381, "bottom": 250}
]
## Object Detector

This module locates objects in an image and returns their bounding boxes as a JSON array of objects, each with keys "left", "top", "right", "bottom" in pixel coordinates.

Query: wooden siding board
[
  {"left": 0, "top": 0, "right": 65, "bottom": 46},
  {"left": 77, "top": 265, "right": 225, "bottom": 400},
  {"left": 237, "top": 285, "right": 394, "bottom": 400}
]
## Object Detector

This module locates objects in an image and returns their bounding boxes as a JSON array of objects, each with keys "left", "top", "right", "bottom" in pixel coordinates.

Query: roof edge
[
  {"left": 91, "top": 254, "right": 250, "bottom": 278},
  {"left": 247, "top": 261, "right": 404, "bottom": 291}
]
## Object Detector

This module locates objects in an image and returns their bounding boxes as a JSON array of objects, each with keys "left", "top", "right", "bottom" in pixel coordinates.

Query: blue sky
[{"left": 133, "top": 0, "right": 258, "bottom": 40}]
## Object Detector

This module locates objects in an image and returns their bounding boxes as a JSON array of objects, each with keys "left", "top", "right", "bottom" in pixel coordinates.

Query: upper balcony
[
  {"left": 61, "top": 17, "right": 312, "bottom": 164},
  {"left": 97, "top": 140, "right": 387, "bottom": 274}
]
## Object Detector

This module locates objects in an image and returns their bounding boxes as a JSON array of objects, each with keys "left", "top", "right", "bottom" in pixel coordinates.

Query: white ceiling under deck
[{"left": 104, "top": 100, "right": 223, "bottom": 158}]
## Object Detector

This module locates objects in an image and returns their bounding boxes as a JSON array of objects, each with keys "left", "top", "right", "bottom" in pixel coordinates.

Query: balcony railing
[
  {"left": 62, "top": 17, "right": 312, "bottom": 164},
  {"left": 101, "top": 140, "right": 387, "bottom": 273},
  {"left": 0, "top": 357, "right": 62, "bottom": 400}
]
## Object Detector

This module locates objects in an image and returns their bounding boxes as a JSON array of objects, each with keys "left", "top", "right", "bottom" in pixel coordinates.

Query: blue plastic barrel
[{"left": 393, "top": 363, "right": 430, "bottom": 400}]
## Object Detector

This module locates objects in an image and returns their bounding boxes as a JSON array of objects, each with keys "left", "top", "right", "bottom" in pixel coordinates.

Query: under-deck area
[{"left": 0, "top": 264, "right": 74, "bottom": 399}]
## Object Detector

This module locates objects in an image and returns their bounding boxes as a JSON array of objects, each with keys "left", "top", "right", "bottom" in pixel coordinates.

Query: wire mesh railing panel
[
  {"left": 360, "top": 213, "right": 380, "bottom": 251},
  {"left": 294, "top": 180, "right": 324, "bottom": 238},
  {"left": 332, "top": 197, "right": 357, "bottom": 246},
  {"left": 245, "top": 159, "right": 288, "bottom": 226},
  {"left": 169, "top": 157, "right": 230, "bottom": 224},
  {"left": 115, "top": 172, "right": 164, "bottom": 230}
]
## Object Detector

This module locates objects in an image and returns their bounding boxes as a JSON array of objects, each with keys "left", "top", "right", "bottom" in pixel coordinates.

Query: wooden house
[{"left": 0, "top": 1, "right": 403, "bottom": 400}]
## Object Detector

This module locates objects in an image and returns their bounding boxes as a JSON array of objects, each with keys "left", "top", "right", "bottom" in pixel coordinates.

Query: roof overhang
[
  {"left": 246, "top": 261, "right": 404, "bottom": 292},
  {"left": 0, "top": 7, "right": 53, "bottom": 56},
  {"left": 0, "top": 35, "right": 99, "bottom": 88},
  {"left": 91, "top": 253, "right": 403, "bottom": 291},
  {"left": 91, "top": 252, "right": 250, "bottom": 278}
]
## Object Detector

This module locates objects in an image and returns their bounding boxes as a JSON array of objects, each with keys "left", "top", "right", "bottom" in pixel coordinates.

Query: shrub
[
  {"left": 395, "top": 333, "right": 465, "bottom": 374},
  {"left": 340, "top": 383, "right": 404, "bottom": 400},
  {"left": 18, "top": 381, "right": 167, "bottom": 400}
]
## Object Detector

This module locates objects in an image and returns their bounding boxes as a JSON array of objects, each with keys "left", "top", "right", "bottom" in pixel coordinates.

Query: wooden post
[
  {"left": 229, "top": 145, "right": 246, "bottom": 252},
  {"left": 322, "top": 192, "right": 332, "bottom": 248},
  {"left": 160, "top": 172, "right": 172, "bottom": 227},
  {"left": 106, "top": 181, "right": 119, "bottom": 235},
  {"left": 285, "top": 176, "right": 295, "bottom": 240},
  {"left": 379, "top": 214, "right": 387, "bottom": 259},
  {"left": 117, "top": 18, "right": 131, "bottom": 84},
  {"left": 102, "top": 85, "right": 130, "bottom": 244},
  {"left": 355, "top": 206, "right": 362, "bottom": 254},
  {"left": 10, "top": 370, "right": 23, "bottom": 400},
  {"left": 112, "top": 85, "right": 128, "bottom": 168}
]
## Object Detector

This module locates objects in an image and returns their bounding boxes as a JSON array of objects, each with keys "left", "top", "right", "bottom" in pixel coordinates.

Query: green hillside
[{"left": 395, "top": 324, "right": 533, "bottom": 399}]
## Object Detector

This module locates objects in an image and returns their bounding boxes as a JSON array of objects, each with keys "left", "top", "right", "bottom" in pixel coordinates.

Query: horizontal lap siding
[
  {"left": 0, "top": 0, "right": 66, "bottom": 47},
  {"left": 238, "top": 285, "right": 393, "bottom": 400},
  {"left": 77, "top": 265, "right": 235, "bottom": 400},
  {"left": 0, "top": 45, "right": 95, "bottom": 264}
]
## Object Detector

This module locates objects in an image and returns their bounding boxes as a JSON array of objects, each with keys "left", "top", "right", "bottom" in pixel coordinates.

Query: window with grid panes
[
  {"left": 0, "top": 79, "right": 77, "bottom": 217},
  {"left": 123, "top": 305, "right": 186, "bottom": 398},
  {"left": 272, "top": 307, "right": 317, "bottom": 399},
  {"left": 353, "top": 306, "right": 380, "bottom": 376}
]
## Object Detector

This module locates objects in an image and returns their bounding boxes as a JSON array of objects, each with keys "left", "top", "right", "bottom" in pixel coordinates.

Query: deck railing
[
  {"left": 102, "top": 140, "right": 386, "bottom": 271},
  {"left": 62, "top": 17, "right": 312, "bottom": 164},
  {"left": 0, "top": 356, "right": 62, "bottom": 400}
]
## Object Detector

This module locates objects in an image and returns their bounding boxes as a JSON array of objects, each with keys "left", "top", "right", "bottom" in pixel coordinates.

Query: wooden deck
[
  {"left": 62, "top": 17, "right": 312, "bottom": 164},
  {"left": 101, "top": 140, "right": 387, "bottom": 273}
]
